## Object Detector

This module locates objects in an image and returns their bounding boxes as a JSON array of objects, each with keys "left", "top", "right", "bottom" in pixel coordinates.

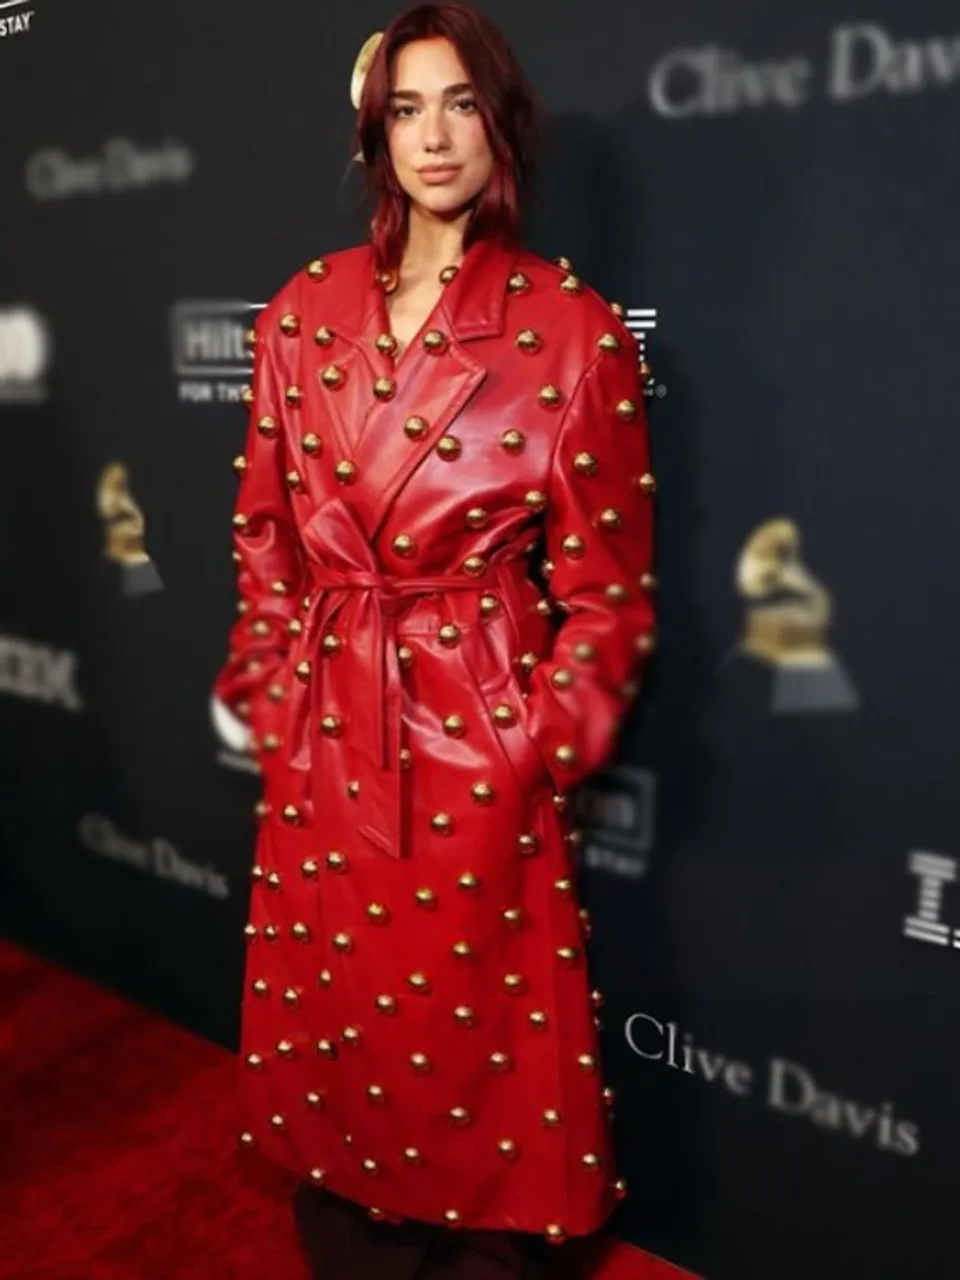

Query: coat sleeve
[
  {"left": 212, "top": 313, "right": 305, "bottom": 734},
  {"left": 525, "top": 334, "right": 656, "bottom": 792}
]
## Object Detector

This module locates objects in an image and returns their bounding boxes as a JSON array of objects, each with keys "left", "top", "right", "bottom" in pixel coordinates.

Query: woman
[{"left": 214, "top": 3, "right": 656, "bottom": 1275}]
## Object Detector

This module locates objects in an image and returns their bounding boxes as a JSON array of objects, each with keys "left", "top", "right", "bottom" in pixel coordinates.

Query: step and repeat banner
[{"left": 1, "top": 2, "right": 958, "bottom": 1277}]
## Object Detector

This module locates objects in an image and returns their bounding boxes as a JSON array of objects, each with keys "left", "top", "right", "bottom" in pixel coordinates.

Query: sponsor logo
[
  {"left": 903, "top": 850, "right": 960, "bottom": 947},
  {"left": 0, "top": 635, "right": 83, "bottom": 711},
  {"left": 575, "top": 764, "right": 657, "bottom": 879},
  {"left": 79, "top": 814, "right": 229, "bottom": 899},
  {"left": 0, "top": 306, "right": 52, "bottom": 403},
  {"left": 211, "top": 694, "right": 259, "bottom": 774},
  {"left": 650, "top": 22, "right": 960, "bottom": 118},
  {"left": 625, "top": 1011, "right": 920, "bottom": 1157},
  {"left": 25, "top": 137, "right": 195, "bottom": 201},
  {"left": 0, "top": 0, "right": 34, "bottom": 40},
  {"left": 171, "top": 299, "right": 261, "bottom": 405},
  {"left": 623, "top": 307, "right": 666, "bottom": 399}
]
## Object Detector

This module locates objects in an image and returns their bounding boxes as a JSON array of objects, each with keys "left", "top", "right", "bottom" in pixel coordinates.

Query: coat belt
[{"left": 302, "top": 560, "right": 528, "bottom": 859}]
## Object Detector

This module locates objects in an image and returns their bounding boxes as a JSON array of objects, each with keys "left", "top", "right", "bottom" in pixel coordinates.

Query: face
[{"left": 385, "top": 37, "right": 494, "bottom": 220}]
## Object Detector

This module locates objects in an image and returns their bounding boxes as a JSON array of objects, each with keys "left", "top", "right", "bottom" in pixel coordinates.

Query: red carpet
[{"left": 0, "top": 941, "right": 697, "bottom": 1279}]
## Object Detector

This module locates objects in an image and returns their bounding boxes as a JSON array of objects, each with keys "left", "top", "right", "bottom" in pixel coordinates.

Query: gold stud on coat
[
  {"left": 321, "top": 365, "right": 345, "bottom": 389},
  {"left": 285, "top": 385, "right": 303, "bottom": 407},
  {"left": 515, "top": 329, "right": 541, "bottom": 353},
  {"left": 374, "top": 376, "right": 396, "bottom": 400},
  {"left": 638, "top": 472, "right": 658, "bottom": 494},
  {"left": 507, "top": 271, "right": 530, "bottom": 294},
  {"left": 615, "top": 397, "right": 637, "bottom": 421},
  {"left": 279, "top": 313, "right": 300, "bottom": 337},
  {"left": 560, "top": 274, "right": 582, "bottom": 295},
  {"left": 314, "top": 326, "right": 334, "bottom": 346},
  {"left": 422, "top": 329, "right": 448, "bottom": 353},
  {"left": 306, "top": 258, "right": 329, "bottom": 281},
  {"left": 334, "top": 460, "right": 358, "bottom": 485},
  {"left": 538, "top": 384, "right": 562, "bottom": 408},
  {"left": 500, "top": 428, "right": 525, "bottom": 454},
  {"left": 404, "top": 415, "right": 428, "bottom": 439},
  {"left": 597, "top": 332, "right": 620, "bottom": 353}
]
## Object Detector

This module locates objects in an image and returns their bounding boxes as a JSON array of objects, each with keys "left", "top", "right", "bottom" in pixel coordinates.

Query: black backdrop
[{"left": 2, "top": 3, "right": 959, "bottom": 1277}]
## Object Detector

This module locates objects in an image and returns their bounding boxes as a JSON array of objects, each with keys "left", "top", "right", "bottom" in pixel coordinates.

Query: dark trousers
[{"left": 292, "top": 1182, "right": 554, "bottom": 1279}]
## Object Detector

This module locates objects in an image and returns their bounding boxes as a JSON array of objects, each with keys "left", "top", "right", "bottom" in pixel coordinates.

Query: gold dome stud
[
  {"left": 465, "top": 507, "right": 488, "bottom": 530},
  {"left": 288, "top": 619, "right": 304, "bottom": 636},
  {"left": 497, "top": 1138, "right": 520, "bottom": 1160},
  {"left": 493, "top": 704, "right": 516, "bottom": 727},
  {"left": 414, "top": 887, "right": 436, "bottom": 908},
  {"left": 374, "top": 376, "right": 396, "bottom": 400},
  {"left": 554, "top": 255, "right": 573, "bottom": 271},
  {"left": 542, "top": 1109, "right": 562, "bottom": 1127},
  {"left": 422, "top": 328, "right": 448, "bottom": 353},
  {"left": 257, "top": 415, "right": 278, "bottom": 438},
  {"left": 561, "top": 533, "right": 586, "bottom": 558},
  {"left": 519, "top": 652, "right": 539, "bottom": 674},
  {"left": 597, "top": 332, "right": 620, "bottom": 353},
  {"left": 515, "top": 328, "right": 541, "bottom": 353},
  {"left": 376, "top": 332, "right": 398, "bottom": 355},
  {"left": 265, "top": 869, "right": 282, "bottom": 888},
  {"left": 232, "top": 513, "right": 249, "bottom": 531},
  {"left": 282, "top": 986, "right": 300, "bottom": 1006},
  {"left": 318, "top": 968, "right": 333, "bottom": 987},
  {"left": 320, "top": 714, "right": 343, "bottom": 737},
  {"left": 471, "top": 781, "right": 495, "bottom": 804},
  {"left": 636, "top": 632, "right": 657, "bottom": 654},
  {"left": 524, "top": 489, "right": 547, "bottom": 512},
  {"left": 560, "top": 274, "right": 582, "bottom": 295},
  {"left": 528, "top": 1010, "right": 549, "bottom": 1029},
  {"left": 279, "top": 313, "right": 300, "bottom": 336},
  {"left": 550, "top": 668, "right": 574, "bottom": 690},
  {"left": 314, "top": 325, "right": 334, "bottom": 346},
  {"left": 599, "top": 507, "right": 622, "bottom": 530},
  {"left": 232, "top": 455, "right": 248, "bottom": 474},
  {"left": 263, "top": 924, "right": 279, "bottom": 941},
  {"left": 366, "top": 1084, "right": 386, "bottom": 1105},
  {"left": 295, "top": 660, "right": 312, "bottom": 683},
  {"left": 269, "top": 1114, "right": 286, "bottom": 1130},
  {"left": 240, "top": 384, "right": 254, "bottom": 406},
  {"left": 430, "top": 813, "right": 453, "bottom": 835},
  {"left": 614, "top": 1178, "right": 629, "bottom": 1200},
  {"left": 253, "top": 800, "right": 271, "bottom": 821},
  {"left": 250, "top": 620, "right": 270, "bottom": 637},
  {"left": 590, "top": 989, "right": 605, "bottom": 1010},
  {"left": 453, "top": 1005, "right": 477, "bottom": 1026},
  {"left": 439, "top": 264, "right": 460, "bottom": 285},
  {"left": 438, "top": 623, "right": 461, "bottom": 648},
  {"left": 347, "top": 780, "right": 360, "bottom": 797},
  {"left": 368, "top": 1208, "right": 386, "bottom": 1222},
  {"left": 605, "top": 583, "right": 629, "bottom": 604},
  {"left": 538, "top": 384, "right": 562, "bottom": 408},
  {"left": 578, "top": 1053, "right": 598, "bottom": 1073},
  {"left": 615, "top": 397, "right": 637, "bottom": 421},
  {"left": 436, "top": 434, "right": 461, "bottom": 460},
  {"left": 603, "top": 1086, "right": 616, "bottom": 1107},
  {"left": 281, "top": 804, "right": 302, "bottom": 825},
  {"left": 375, "top": 994, "right": 398, "bottom": 1014},
  {"left": 397, "top": 644, "right": 414, "bottom": 668},
  {"left": 334, "top": 459, "right": 358, "bottom": 485},
  {"left": 451, "top": 940, "right": 473, "bottom": 958},
  {"left": 556, "top": 946, "right": 580, "bottom": 965},
  {"left": 285, "top": 470, "right": 303, "bottom": 492},
  {"left": 292, "top": 922, "right": 312, "bottom": 943},
  {"left": 545, "top": 1225, "right": 567, "bottom": 1246},
  {"left": 326, "top": 850, "right": 348, "bottom": 873},
  {"left": 407, "top": 971, "right": 431, "bottom": 992},
  {"left": 361, "top": 1158, "right": 379, "bottom": 1175},
  {"left": 503, "top": 973, "right": 527, "bottom": 994},
  {"left": 536, "top": 599, "right": 552, "bottom": 616},
  {"left": 573, "top": 451, "right": 597, "bottom": 476},
  {"left": 517, "top": 832, "right": 540, "bottom": 857},
  {"left": 507, "top": 271, "right": 530, "bottom": 294},
  {"left": 392, "top": 533, "right": 416, "bottom": 557},
  {"left": 489, "top": 1051, "right": 513, "bottom": 1071},
  {"left": 554, "top": 878, "right": 573, "bottom": 896},
  {"left": 302, "top": 432, "right": 322, "bottom": 456},
  {"left": 332, "top": 932, "right": 353, "bottom": 953},
  {"left": 404, "top": 415, "right": 428, "bottom": 439},
  {"left": 322, "top": 632, "right": 342, "bottom": 655},
  {"left": 554, "top": 745, "right": 578, "bottom": 769},
  {"left": 366, "top": 902, "right": 389, "bottom": 924},
  {"left": 306, "top": 258, "right": 329, "bottom": 281},
  {"left": 638, "top": 472, "right": 658, "bottom": 494},
  {"left": 245, "top": 1052, "right": 264, "bottom": 1071},
  {"left": 573, "top": 641, "right": 596, "bottom": 662},
  {"left": 320, "top": 365, "right": 344, "bottom": 389},
  {"left": 341, "top": 1025, "right": 363, "bottom": 1047},
  {"left": 410, "top": 1051, "right": 432, "bottom": 1072},
  {"left": 443, "top": 1210, "right": 462, "bottom": 1228},
  {"left": 285, "top": 385, "right": 303, "bottom": 407},
  {"left": 308, "top": 1167, "right": 326, "bottom": 1184},
  {"left": 479, "top": 594, "right": 500, "bottom": 617},
  {"left": 403, "top": 1146, "right": 423, "bottom": 1164},
  {"left": 501, "top": 907, "right": 525, "bottom": 928},
  {"left": 640, "top": 571, "right": 658, "bottom": 591},
  {"left": 500, "top": 428, "right": 525, "bottom": 454},
  {"left": 316, "top": 1037, "right": 336, "bottom": 1059},
  {"left": 266, "top": 683, "right": 285, "bottom": 702},
  {"left": 458, "top": 871, "right": 481, "bottom": 892},
  {"left": 448, "top": 1106, "right": 472, "bottom": 1126},
  {"left": 462, "top": 554, "right": 486, "bottom": 577}
]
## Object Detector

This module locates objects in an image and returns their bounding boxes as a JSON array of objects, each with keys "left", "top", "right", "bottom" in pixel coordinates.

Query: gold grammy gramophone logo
[
  {"left": 96, "top": 462, "right": 164, "bottom": 596},
  {"left": 733, "top": 518, "right": 858, "bottom": 712},
  {"left": 350, "top": 32, "right": 384, "bottom": 163}
]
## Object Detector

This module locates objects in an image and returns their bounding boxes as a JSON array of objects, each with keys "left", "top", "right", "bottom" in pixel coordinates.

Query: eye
[
  {"left": 453, "top": 97, "right": 478, "bottom": 113},
  {"left": 391, "top": 104, "right": 417, "bottom": 119}
]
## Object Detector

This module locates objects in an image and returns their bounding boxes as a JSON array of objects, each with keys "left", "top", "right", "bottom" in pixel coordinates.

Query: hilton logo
[
  {"left": 623, "top": 307, "right": 665, "bottom": 398},
  {"left": 170, "top": 300, "right": 262, "bottom": 404},
  {"left": 0, "top": 0, "right": 34, "bottom": 40},
  {"left": 903, "top": 850, "right": 960, "bottom": 947}
]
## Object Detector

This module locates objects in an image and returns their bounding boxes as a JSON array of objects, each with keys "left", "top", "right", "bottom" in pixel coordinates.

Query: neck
[{"left": 402, "top": 201, "right": 470, "bottom": 273}]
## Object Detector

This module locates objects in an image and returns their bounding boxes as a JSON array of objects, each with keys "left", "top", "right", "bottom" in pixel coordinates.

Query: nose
[{"left": 421, "top": 106, "right": 452, "bottom": 153}]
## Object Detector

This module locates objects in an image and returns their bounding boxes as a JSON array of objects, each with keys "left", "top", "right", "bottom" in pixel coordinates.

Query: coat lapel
[{"left": 314, "top": 237, "right": 519, "bottom": 542}]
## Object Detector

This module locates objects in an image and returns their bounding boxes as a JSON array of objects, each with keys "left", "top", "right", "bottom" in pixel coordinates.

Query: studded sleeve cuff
[
  {"left": 525, "top": 333, "right": 657, "bottom": 792},
  {"left": 213, "top": 311, "right": 306, "bottom": 730}
]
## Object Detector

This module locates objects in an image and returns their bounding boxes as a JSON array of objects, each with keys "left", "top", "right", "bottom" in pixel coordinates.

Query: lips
[{"left": 418, "top": 166, "right": 461, "bottom": 184}]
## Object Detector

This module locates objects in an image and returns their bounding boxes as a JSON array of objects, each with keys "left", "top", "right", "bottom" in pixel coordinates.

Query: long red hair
[{"left": 354, "top": 4, "right": 539, "bottom": 275}]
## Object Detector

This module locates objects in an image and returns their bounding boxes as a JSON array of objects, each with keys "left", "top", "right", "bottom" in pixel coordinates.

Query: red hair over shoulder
[{"left": 354, "top": 3, "right": 539, "bottom": 274}]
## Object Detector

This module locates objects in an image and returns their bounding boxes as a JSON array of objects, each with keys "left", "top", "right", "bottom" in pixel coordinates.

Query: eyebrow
[{"left": 387, "top": 82, "right": 473, "bottom": 100}]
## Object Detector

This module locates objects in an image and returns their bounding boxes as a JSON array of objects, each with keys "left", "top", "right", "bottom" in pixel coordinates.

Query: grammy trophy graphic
[
  {"left": 724, "top": 517, "right": 858, "bottom": 713},
  {"left": 96, "top": 462, "right": 163, "bottom": 597}
]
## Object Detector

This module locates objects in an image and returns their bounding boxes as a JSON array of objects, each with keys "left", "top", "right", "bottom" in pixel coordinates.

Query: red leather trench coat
[{"left": 214, "top": 234, "right": 656, "bottom": 1242}]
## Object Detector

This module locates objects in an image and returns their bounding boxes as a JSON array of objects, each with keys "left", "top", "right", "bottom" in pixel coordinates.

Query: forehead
[{"left": 391, "top": 37, "right": 470, "bottom": 90}]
